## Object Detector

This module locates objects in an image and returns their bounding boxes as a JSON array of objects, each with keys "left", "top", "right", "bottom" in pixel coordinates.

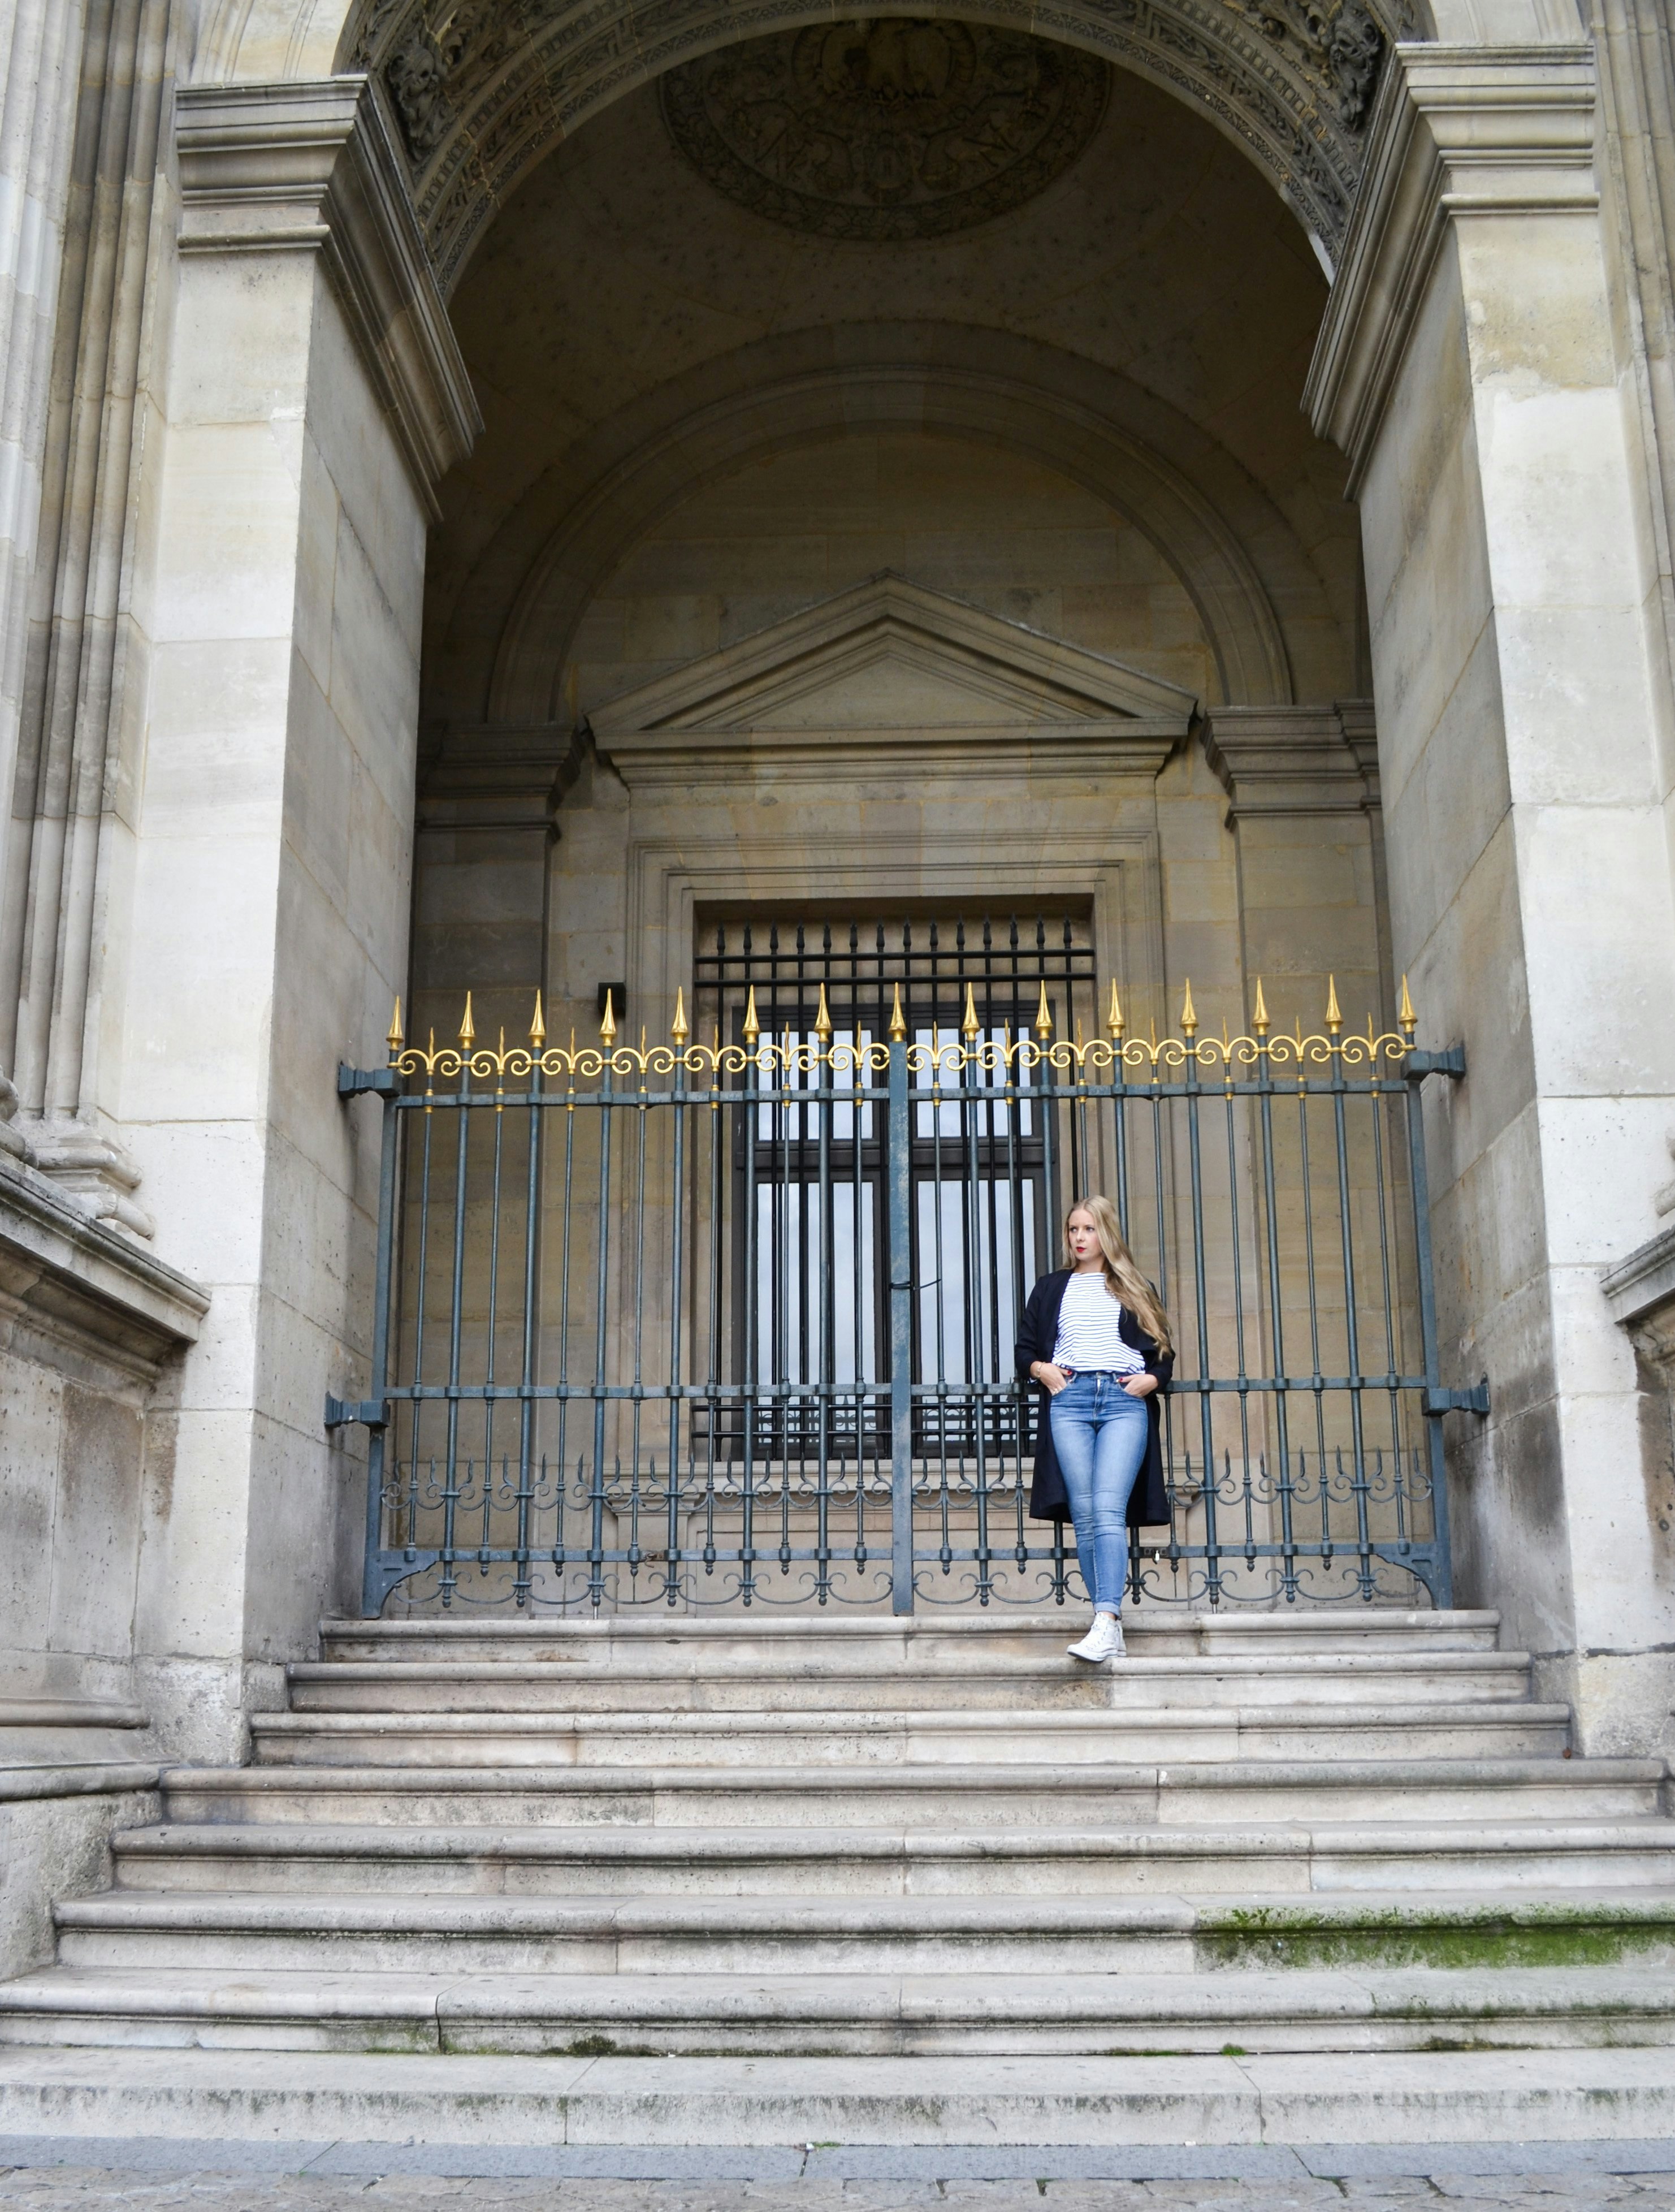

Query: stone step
[
  {"left": 102, "top": 1818, "right": 1675, "bottom": 1898},
  {"left": 283, "top": 1649, "right": 1536, "bottom": 1714},
  {"left": 51, "top": 1885, "right": 1675, "bottom": 1978},
  {"left": 3, "top": 2042, "right": 1675, "bottom": 2150},
  {"left": 319, "top": 1610, "right": 1507, "bottom": 1664},
  {"left": 3, "top": 1961, "right": 1675, "bottom": 2056},
  {"left": 160, "top": 1756, "right": 1665, "bottom": 1830},
  {"left": 247, "top": 1699, "right": 1574, "bottom": 1766}
]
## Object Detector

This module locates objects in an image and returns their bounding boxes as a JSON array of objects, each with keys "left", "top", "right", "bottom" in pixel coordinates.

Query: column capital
[
  {"left": 416, "top": 723, "right": 575, "bottom": 835},
  {"left": 176, "top": 76, "right": 481, "bottom": 516},
  {"left": 1304, "top": 42, "right": 1598, "bottom": 489},
  {"left": 1203, "top": 702, "right": 1378, "bottom": 821}
]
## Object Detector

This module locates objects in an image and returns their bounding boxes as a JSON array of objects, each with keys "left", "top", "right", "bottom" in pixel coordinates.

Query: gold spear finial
[
  {"left": 1252, "top": 977, "right": 1270, "bottom": 1036},
  {"left": 962, "top": 982, "right": 980, "bottom": 1040},
  {"left": 670, "top": 986, "right": 690, "bottom": 1043},
  {"left": 742, "top": 986, "right": 760, "bottom": 1045},
  {"left": 459, "top": 992, "right": 475, "bottom": 1045},
  {"left": 387, "top": 997, "right": 404, "bottom": 1058},
  {"left": 888, "top": 983, "right": 908, "bottom": 1042},
  {"left": 814, "top": 983, "right": 833, "bottom": 1042},
  {"left": 1106, "top": 979, "right": 1125, "bottom": 1038},
  {"left": 530, "top": 991, "right": 547, "bottom": 1047},
  {"left": 599, "top": 987, "right": 617, "bottom": 1042},
  {"left": 1399, "top": 972, "right": 1416, "bottom": 1038},
  {"left": 1325, "top": 973, "right": 1342, "bottom": 1035},
  {"left": 1033, "top": 980, "right": 1053, "bottom": 1038},
  {"left": 1180, "top": 979, "right": 1197, "bottom": 1037}
]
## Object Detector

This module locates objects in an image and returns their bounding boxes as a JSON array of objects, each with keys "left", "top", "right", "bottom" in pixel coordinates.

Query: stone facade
[{"left": 0, "top": 0, "right": 1672, "bottom": 2001}]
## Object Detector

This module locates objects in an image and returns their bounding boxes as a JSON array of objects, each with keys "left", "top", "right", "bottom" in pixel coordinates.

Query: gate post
[{"left": 887, "top": 1002, "right": 915, "bottom": 1614}]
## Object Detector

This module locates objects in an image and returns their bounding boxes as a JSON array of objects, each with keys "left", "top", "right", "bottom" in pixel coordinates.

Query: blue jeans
[{"left": 1049, "top": 1372, "right": 1150, "bottom": 1616}]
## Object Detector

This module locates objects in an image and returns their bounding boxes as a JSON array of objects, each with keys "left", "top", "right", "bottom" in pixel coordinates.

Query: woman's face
[{"left": 1067, "top": 1208, "right": 1101, "bottom": 1265}]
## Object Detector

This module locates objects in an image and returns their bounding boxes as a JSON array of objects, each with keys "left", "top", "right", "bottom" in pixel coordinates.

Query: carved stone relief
[
  {"left": 657, "top": 20, "right": 1109, "bottom": 241},
  {"left": 348, "top": 0, "right": 1391, "bottom": 284},
  {"left": 1223, "top": 0, "right": 1386, "bottom": 128}
]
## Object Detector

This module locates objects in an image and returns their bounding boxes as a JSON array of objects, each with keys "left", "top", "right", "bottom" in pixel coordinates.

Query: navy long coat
[{"left": 1013, "top": 1268, "right": 1175, "bottom": 1526}]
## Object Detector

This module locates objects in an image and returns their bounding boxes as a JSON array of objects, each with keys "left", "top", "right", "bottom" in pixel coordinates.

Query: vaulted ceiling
[
  {"left": 339, "top": 0, "right": 1417, "bottom": 288},
  {"left": 419, "top": 51, "right": 1364, "bottom": 724}
]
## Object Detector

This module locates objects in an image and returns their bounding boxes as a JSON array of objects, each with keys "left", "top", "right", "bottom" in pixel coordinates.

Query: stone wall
[{"left": 564, "top": 433, "right": 1218, "bottom": 717}]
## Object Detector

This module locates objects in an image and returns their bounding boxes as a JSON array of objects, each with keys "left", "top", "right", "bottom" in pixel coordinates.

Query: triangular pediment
[{"left": 588, "top": 574, "right": 1197, "bottom": 748}]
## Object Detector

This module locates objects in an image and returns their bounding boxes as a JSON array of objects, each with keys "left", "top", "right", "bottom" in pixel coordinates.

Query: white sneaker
[{"left": 1067, "top": 1614, "right": 1124, "bottom": 1663}]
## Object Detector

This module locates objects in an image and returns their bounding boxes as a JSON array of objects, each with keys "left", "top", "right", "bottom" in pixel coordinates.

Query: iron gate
[{"left": 330, "top": 918, "right": 1485, "bottom": 1616}]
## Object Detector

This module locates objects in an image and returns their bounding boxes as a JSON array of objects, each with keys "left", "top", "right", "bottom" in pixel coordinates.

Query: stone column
[
  {"left": 117, "top": 79, "right": 478, "bottom": 1753},
  {"left": 1202, "top": 702, "right": 1387, "bottom": 1035},
  {"left": 0, "top": 0, "right": 176, "bottom": 1235},
  {"left": 1307, "top": 41, "right": 1675, "bottom": 1750},
  {"left": 0, "top": 0, "right": 89, "bottom": 973}
]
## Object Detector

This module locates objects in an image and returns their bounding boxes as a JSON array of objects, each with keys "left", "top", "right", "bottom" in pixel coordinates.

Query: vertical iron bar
[
  {"left": 1403, "top": 1068, "right": 1456, "bottom": 1606},
  {"left": 888, "top": 1029, "right": 914, "bottom": 1614},
  {"left": 361, "top": 1087, "right": 402, "bottom": 1617},
  {"left": 588, "top": 1050, "right": 614, "bottom": 1610}
]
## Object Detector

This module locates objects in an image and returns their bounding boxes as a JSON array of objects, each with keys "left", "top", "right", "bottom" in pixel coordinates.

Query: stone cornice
[
  {"left": 1204, "top": 702, "right": 1378, "bottom": 819},
  {"left": 591, "top": 573, "right": 1199, "bottom": 737},
  {"left": 587, "top": 573, "right": 1193, "bottom": 791},
  {"left": 600, "top": 720, "right": 1183, "bottom": 792},
  {"left": 1304, "top": 42, "right": 1598, "bottom": 491},
  {"left": 0, "top": 1156, "right": 209, "bottom": 1377},
  {"left": 175, "top": 77, "right": 482, "bottom": 518},
  {"left": 416, "top": 724, "right": 574, "bottom": 830},
  {"left": 1603, "top": 1221, "right": 1675, "bottom": 1332}
]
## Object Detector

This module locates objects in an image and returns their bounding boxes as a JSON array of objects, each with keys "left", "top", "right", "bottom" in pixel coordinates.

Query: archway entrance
[{"left": 356, "top": 7, "right": 1444, "bottom": 1616}]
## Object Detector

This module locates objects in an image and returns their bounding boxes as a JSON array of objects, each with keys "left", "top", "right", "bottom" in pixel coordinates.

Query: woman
[{"left": 1014, "top": 1196, "right": 1175, "bottom": 1662}]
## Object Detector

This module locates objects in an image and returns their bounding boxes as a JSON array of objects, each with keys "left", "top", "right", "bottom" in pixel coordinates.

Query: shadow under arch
[
  {"left": 314, "top": 0, "right": 1424, "bottom": 294},
  {"left": 452, "top": 326, "right": 1334, "bottom": 727}
]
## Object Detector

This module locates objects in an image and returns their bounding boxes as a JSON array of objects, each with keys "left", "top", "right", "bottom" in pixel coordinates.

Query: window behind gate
[{"left": 692, "top": 914, "right": 1096, "bottom": 1461}]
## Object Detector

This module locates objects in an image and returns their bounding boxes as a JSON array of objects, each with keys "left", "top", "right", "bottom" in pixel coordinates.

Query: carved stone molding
[
  {"left": 340, "top": 0, "right": 1397, "bottom": 291},
  {"left": 1304, "top": 41, "right": 1598, "bottom": 488},
  {"left": 175, "top": 76, "right": 482, "bottom": 515},
  {"left": 1202, "top": 701, "right": 1377, "bottom": 818},
  {"left": 417, "top": 724, "right": 575, "bottom": 831},
  {"left": 587, "top": 572, "right": 1194, "bottom": 789},
  {"left": 1603, "top": 1223, "right": 1675, "bottom": 1560},
  {"left": 0, "top": 1154, "right": 208, "bottom": 1382}
]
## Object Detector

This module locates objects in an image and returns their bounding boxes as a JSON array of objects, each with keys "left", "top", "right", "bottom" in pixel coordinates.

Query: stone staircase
[{"left": 1, "top": 1606, "right": 1674, "bottom": 2075}]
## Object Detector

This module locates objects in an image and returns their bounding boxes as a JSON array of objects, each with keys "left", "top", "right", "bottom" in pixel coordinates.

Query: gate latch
[
  {"left": 325, "top": 1396, "right": 388, "bottom": 1430},
  {"left": 1425, "top": 1376, "right": 1490, "bottom": 1416}
]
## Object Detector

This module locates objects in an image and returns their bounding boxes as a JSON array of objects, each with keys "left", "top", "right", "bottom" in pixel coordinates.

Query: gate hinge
[
  {"left": 1425, "top": 1376, "right": 1490, "bottom": 1416},
  {"left": 1405, "top": 1045, "right": 1466, "bottom": 1080},
  {"left": 338, "top": 1062, "right": 400, "bottom": 1100},
  {"left": 325, "top": 1396, "right": 388, "bottom": 1430}
]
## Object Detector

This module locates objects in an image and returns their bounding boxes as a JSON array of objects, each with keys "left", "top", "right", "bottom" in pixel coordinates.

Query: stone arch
[
  {"left": 200, "top": 0, "right": 1429, "bottom": 281},
  {"left": 444, "top": 325, "right": 1339, "bottom": 725}
]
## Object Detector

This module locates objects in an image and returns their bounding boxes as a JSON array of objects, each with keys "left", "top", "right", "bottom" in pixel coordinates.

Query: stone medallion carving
[{"left": 659, "top": 20, "right": 1110, "bottom": 242}]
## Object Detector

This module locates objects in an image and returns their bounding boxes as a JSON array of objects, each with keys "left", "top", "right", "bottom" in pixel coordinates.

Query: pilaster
[
  {"left": 175, "top": 79, "right": 478, "bottom": 519},
  {"left": 411, "top": 723, "right": 566, "bottom": 1044},
  {"left": 1308, "top": 42, "right": 1675, "bottom": 1752},
  {"left": 1204, "top": 703, "right": 1385, "bottom": 1031},
  {"left": 106, "top": 77, "right": 478, "bottom": 1756}
]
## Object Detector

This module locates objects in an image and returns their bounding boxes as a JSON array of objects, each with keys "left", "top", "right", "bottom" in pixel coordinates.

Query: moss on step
[{"left": 1195, "top": 1898, "right": 1675, "bottom": 1971}]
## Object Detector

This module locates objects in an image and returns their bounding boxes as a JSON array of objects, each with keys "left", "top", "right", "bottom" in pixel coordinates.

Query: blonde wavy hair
[{"left": 1062, "top": 1195, "right": 1173, "bottom": 1355}]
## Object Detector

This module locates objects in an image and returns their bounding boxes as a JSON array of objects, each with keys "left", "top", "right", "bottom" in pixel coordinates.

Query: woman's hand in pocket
[
  {"left": 1123, "top": 1373, "right": 1159, "bottom": 1398},
  {"left": 1032, "top": 1361, "right": 1071, "bottom": 1396}
]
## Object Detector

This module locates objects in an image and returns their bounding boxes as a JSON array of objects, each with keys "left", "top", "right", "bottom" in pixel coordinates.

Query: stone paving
[{"left": 2, "top": 2172, "right": 1674, "bottom": 2210}]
